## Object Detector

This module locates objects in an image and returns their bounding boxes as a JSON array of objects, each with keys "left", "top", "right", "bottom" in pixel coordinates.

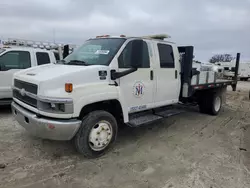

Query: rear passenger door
[
  {"left": 153, "top": 42, "right": 180, "bottom": 106},
  {"left": 36, "top": 52, "right": 51, "bottom": 65}
]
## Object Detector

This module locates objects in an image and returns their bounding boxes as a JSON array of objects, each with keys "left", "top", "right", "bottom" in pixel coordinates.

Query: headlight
[
  {"left": 50, "top": 103, "right": 65, "bottom": 112},
  {"left": 37, "top": 98, "right": 73, "bottom": 114}
]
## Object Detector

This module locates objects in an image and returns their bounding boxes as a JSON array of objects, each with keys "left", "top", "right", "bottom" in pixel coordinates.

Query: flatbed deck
[
  {"left": 191, "top": 70, "right": 237, "bottom": 90},
  {"left": 192, "top": 79, "right": 236, "bottom": 90}
]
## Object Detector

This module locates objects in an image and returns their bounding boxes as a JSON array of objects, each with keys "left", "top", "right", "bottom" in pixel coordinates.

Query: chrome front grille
[
  {"left": 14, "top": 79, "right": 38, "bottom": 94},
  {"left": 13, "top": 79, "right": 38, "bottom": 108},
  {"left": 13, "top": 90, "right": 37, "bottom": 108}
]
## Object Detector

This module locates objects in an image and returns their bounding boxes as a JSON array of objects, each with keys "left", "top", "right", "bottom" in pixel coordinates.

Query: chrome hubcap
[
  {"left": 89, "top": 120, "right": 113, "bottom": 151},
  {"left": 214, "top": 96, "right": 221, "bottom": 112}
]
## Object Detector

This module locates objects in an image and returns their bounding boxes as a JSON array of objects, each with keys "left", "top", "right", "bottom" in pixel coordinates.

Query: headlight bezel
[
  {"left": 37, "top": 96, "right": 74, "bottom": 114},
  {"left": 12, "top": 86, "right": 74, "bottom": 114}
]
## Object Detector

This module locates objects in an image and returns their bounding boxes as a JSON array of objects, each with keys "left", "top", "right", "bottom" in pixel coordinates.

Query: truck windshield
[{"left": 63, "top": 38, "right": 125, "bottom": 66}]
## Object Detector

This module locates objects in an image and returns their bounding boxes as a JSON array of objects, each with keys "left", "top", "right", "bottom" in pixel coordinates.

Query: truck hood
[
  {"left": 14, "top": 64, "right": 111, "bottom": 96},
  {"left": 14, "top": 64, "right": 109, "bottom": 83}
]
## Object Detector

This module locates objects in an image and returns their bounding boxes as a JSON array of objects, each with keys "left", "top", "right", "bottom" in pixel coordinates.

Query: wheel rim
[
  {"left": 214, "top": 96, "right": 221, "bottom": 112},
  {"left": 88, "top": 120, "right": 113, "bottom": 151}
]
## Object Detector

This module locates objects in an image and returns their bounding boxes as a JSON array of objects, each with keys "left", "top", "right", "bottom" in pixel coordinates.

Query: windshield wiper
[
  {"left": 67, "top": 60, "right": 90, "bottom": 66},
  {"left": 56, "top": 59, "right": 66, "bottom": 64}
]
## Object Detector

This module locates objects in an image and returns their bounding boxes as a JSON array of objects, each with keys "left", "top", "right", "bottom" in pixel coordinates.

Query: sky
[{"left": 0, "top": 0, "right": 250, "bottom": 62}]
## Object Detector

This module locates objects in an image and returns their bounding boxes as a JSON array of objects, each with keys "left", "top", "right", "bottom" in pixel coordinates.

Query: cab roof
[{"left": 93, "top": 34, "right": 174, "bottom": 43}]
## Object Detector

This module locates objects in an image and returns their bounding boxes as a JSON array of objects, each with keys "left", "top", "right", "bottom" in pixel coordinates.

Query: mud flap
[{"left": 218, "top": 86, "right": 227, "bottom": 104}]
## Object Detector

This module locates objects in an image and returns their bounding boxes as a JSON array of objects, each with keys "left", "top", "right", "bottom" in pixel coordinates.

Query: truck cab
[
  {"left": 11, "top": 34, "right": 238, "bottom": 158},
  {"left": 111, "top": 36, "right": 181, "bottom": 115}
]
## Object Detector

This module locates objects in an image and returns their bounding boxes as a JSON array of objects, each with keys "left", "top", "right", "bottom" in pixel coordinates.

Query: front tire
[{"left": 74, "top": 110, "right": 118, "bottom": 158}]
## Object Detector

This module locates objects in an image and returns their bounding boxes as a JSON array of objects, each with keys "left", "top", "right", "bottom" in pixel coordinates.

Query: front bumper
[{"left": 11, "top": 102, "right": 81, "bottom": 140}]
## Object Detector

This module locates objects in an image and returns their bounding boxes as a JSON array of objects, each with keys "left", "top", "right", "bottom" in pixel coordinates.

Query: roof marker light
[{"left": 96, "top": 35, "right": 110, "bottom": 38}]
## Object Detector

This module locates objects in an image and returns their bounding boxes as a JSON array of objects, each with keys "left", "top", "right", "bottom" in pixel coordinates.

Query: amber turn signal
[{"left": 65, "top": 83, "right": 73, "bottom": 93}]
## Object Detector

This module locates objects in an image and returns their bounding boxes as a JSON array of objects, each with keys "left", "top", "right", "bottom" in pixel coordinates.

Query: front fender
[{"left": 73, "top": 84, "right": 129, "bottom": 122}]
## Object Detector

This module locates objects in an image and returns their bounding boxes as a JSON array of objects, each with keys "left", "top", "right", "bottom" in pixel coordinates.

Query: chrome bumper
[{"left": 11, "top": 102, "right": 81, "bottom": 140}]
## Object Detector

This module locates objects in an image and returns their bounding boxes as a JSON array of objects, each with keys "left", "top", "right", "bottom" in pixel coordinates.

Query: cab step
[
  {"left": 154, "top": 108, "right": 184, "bottom": 118},
  {"left": 128, "top": 113, "right": 162, "bottom": 127},
  {"left": 128, "top": 107, "right": 184, "bottom": 127}
]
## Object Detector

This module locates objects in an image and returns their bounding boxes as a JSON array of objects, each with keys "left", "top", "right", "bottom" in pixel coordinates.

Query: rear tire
[
  {"left": 207, "top": 94, "right": 222, "bottom": 115},
  {"left": 74, "top": 110, "right": 118, "bottom": 158},
  {"left": 199, "top": 92, "right": 222, "bottom": 115}
]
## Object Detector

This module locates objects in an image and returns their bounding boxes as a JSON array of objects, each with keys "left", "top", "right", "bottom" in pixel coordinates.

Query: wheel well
[
  {"left": 79, "top": 100, "right": 124, "bottom": 124},
  {"left": 193, "top": 86, "right": 227, "bottom": 104}
]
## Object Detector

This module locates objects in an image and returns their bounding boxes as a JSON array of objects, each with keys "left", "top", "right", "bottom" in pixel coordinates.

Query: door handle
[
  {"left": 150, "top": 70, "right": 153, "bottom": 80},
  {"left": 175, "top": 70, "right": 178, "bottom": 79}
]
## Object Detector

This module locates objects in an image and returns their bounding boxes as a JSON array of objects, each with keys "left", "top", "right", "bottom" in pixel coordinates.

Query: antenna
[{"left": 53, "top": 29, "right": 56, "bottom": 43}]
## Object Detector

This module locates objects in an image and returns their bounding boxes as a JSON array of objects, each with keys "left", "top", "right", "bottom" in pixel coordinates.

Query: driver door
[
  {"left": 0, "top": 50, "right": 31, "bottom": 99},
  {"left": 117, "top": 40, "right": 154, "bottom": 113}
]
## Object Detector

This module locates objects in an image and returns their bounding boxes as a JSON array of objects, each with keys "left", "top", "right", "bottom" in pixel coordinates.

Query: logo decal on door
[{"left": 133, "top": 81, "right": 145, "bottom": 97}]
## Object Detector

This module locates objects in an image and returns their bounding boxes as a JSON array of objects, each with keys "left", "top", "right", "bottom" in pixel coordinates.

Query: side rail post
[{"left": 232, "top": 53, "right": 240, "bottom": 91}]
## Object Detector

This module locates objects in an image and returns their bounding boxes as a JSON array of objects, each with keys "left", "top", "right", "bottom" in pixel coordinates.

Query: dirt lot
[{"left": 0, "top": 82, "right": 250, "bottom": 188}]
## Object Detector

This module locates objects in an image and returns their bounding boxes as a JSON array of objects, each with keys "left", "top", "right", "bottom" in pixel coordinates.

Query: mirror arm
[
  {"left": 111, "top": 68, "right": 138, "bottom": 80},
  {"left": 191, "top": 68, "right": 200, "bottom": 76}
]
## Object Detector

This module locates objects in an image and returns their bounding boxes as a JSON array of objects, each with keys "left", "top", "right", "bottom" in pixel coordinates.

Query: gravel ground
[{"left": 0, "top": 81, "right": 250, "bottom": 188}]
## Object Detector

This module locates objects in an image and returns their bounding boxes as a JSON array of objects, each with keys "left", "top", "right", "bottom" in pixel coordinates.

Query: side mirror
[
  {"left": 130, "top": 40, "right": 143, "bottom": 68},
  {"left": 63, "top": 45, "right": 69, "bottom": 58},
  {"left": 191, "top": 68, "right": 200, "bottom": 76}
]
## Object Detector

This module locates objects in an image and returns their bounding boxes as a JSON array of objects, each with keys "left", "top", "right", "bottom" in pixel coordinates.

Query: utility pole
[{"left": 53, "top": 29, "right": 56, "bottom": 43}]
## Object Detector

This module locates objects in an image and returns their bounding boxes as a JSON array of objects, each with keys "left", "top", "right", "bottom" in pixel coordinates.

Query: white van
[
  {"left": 238, "top": 63, "right": 250, "bottom": 81},
  {"left": 216, "top": 61, "right": 250, "bottom": 81}
]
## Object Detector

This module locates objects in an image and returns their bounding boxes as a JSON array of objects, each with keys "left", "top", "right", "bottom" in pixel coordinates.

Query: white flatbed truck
[{"left": 11, "top": 34, "right": 240, "bottom": 158}]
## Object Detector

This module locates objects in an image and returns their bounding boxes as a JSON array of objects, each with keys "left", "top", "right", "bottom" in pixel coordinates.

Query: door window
[
  {"left": 157, "top": 44, "right": 175, "bottom": 68},
  {"left": 0, "top": 51, "right": 31, "bottom": 70},
  {"left": 118, "top": 41, "right": 150, "bottom": 68},
  {"left": 36, "top": 52, "right": 51, "bottom": 65}
]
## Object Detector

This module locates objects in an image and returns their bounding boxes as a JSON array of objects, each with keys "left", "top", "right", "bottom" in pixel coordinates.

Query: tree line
[
  {"left": 194, "top": 54, "right": 235, "bottom": 64},
  {"left": 209, "top": 54, "right": 235, "bottom": 64}
]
